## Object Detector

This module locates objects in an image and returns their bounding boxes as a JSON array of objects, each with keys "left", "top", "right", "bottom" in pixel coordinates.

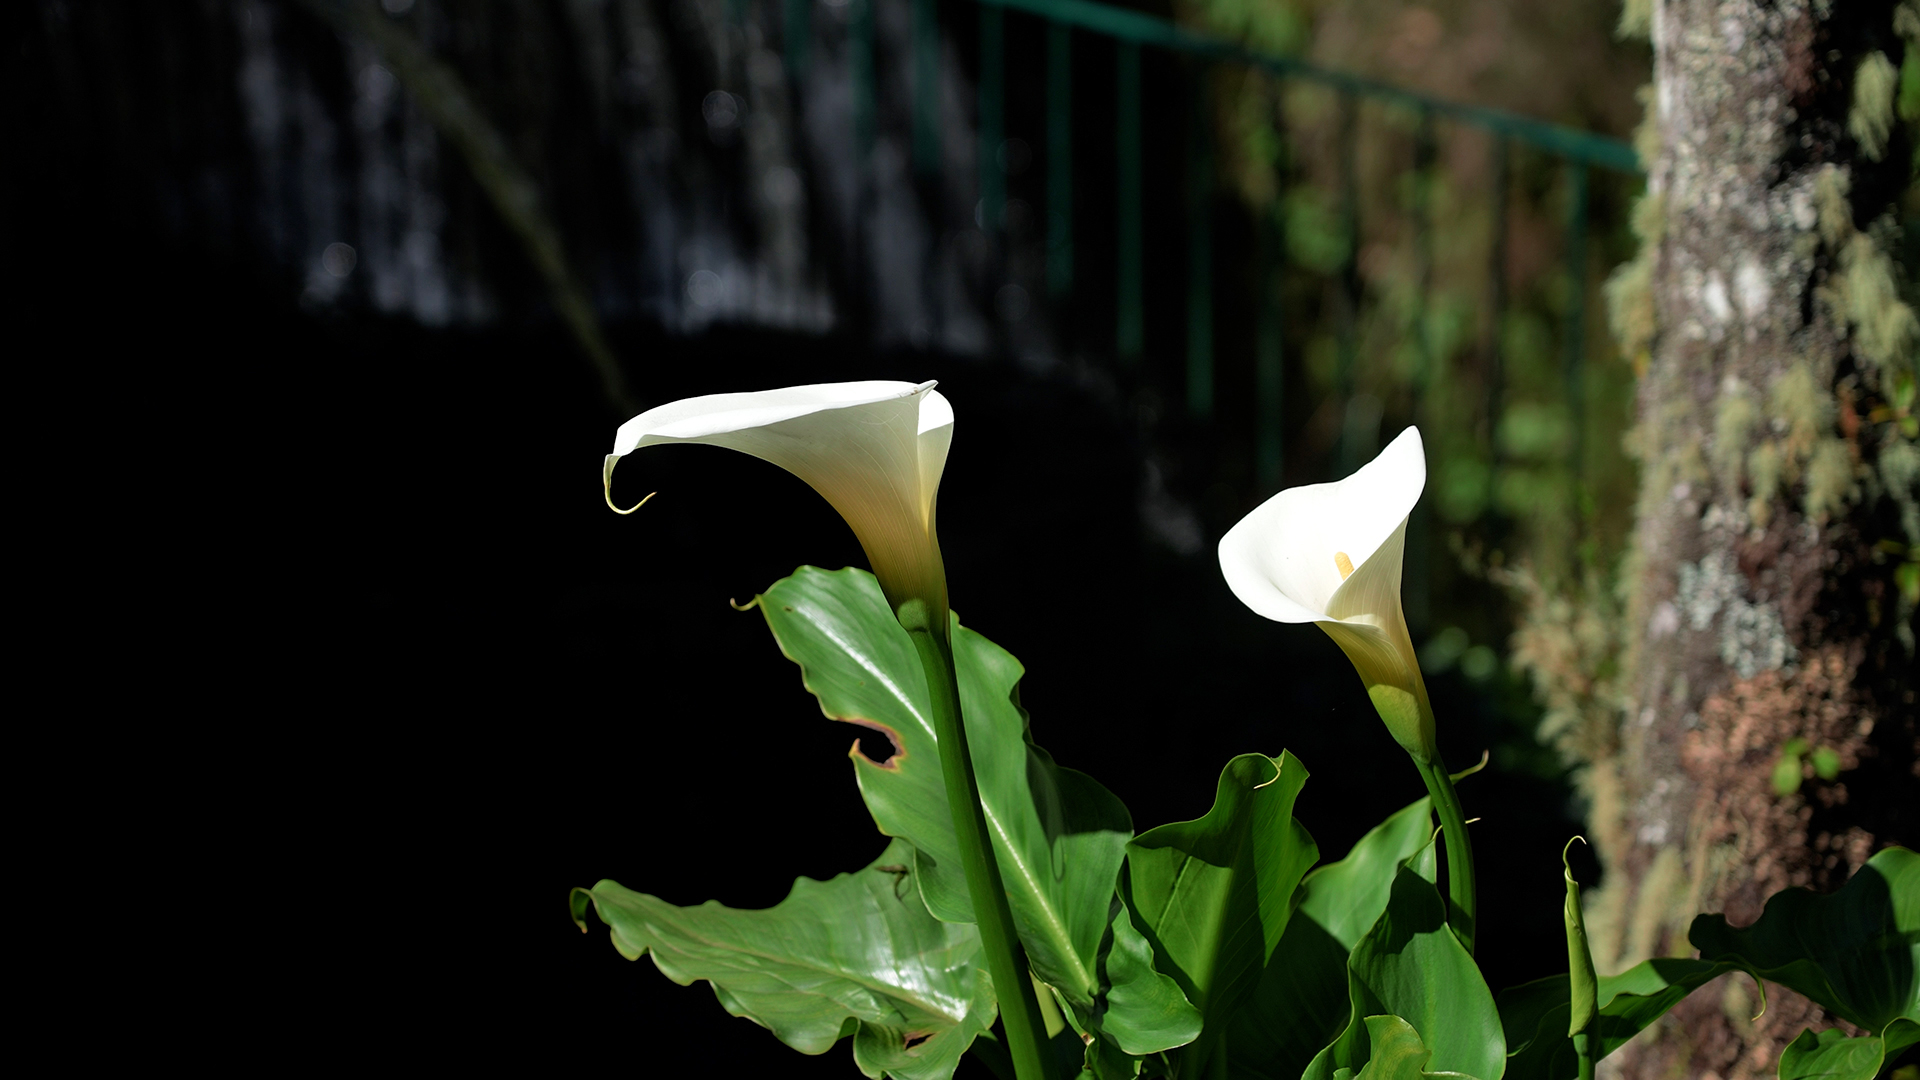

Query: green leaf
[
  {"left": 572, "top": 838, "right": 992, "bottom": 1080},
  {"left": 754, "top": 567, "right": 1133, "bottom": 1017},
  {"left": 1690, "top": 846, "right": 1919, "bottom": 1033},
  {"left": 1225, "top": 909, "right": 1353, "bottom": 1080},
  {"left": 1226, "top": 798, "right": 1433, "bottom": 1080},
  {"left": 1306, "top": 853, "right": 1505, "bottom": 1080},
  {"left": 1122, "top": 753, "right": 1321, "bottom": 1076},
  {"left": 1298, "top": 796, "right": 1437, "bottom": 951},
  {"left": 1099, "top": 895, "right": 1205, "bottom": 1054},
  {"left": 1777, "top": 1018, "right": 1920, "bottom": 1080},
  {"left": 1774, "top": 753, "right": 1806, "bottom": 796},
  {"left": 1353, "top": 1015, "right": 1486, "bottom": 1080},
  {"left": 1496, "top": 959, "right": 1750, "bottom": 1080}
]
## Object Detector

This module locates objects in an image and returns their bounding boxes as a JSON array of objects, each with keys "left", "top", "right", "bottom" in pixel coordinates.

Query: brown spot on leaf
[
  {"left": 902, "top": 1031, "right": 933, "bottom": 1051},
  {"left": 844, "top": 718, "right": 907, "bottom": 770}
]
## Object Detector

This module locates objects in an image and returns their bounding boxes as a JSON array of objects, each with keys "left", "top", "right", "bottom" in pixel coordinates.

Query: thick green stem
[
  {"left": 1573, "top": 1032, "right": 1595, "bottom": 1080},
  {"left": 1414, "top": 754, "right": 1478, "bottom": 955},
  {"left": 908, "top": 629, "right": 1056, "bottom": 1080}
]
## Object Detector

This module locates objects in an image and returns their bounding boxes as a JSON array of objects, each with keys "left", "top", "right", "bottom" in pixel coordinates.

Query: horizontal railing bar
[{"left": 975, "top": 0, "right": 1643, "bottom": 174}]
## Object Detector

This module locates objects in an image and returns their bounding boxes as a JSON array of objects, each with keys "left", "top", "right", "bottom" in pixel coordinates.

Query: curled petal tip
[
  {"left": 602, "top": 454, "right": 655, "bottom": 514},
  {"left": 1450, "top": 749, "right": 1490, "bottom": 781},
  {"left": 1253, "top": 757, "right": 1284, "bottom": 789},
  {"left": 606, "top": 488, "right": 655, "bottom": 515},
  {"left": 1562, "top": 835, "right": 1588, "bottom": 875}
]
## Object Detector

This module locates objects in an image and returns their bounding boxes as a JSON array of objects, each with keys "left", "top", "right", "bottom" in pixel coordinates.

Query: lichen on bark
[{"left": 1548, "top": 2, "right": 1920, "bottom": 1076}]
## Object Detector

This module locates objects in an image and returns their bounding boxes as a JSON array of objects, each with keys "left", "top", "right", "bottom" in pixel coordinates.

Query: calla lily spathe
[
  {"left": 1217, "top": 427, "right": 1436, "bottom": 760},
  {"left": 605, "top": 380, "right": 955, "bottom": 631}
]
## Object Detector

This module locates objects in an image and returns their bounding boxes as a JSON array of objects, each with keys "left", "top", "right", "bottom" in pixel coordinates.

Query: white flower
[
  {"left": 604, "top": 381, "right": 956, "bottom": 630},
  {"left": 1217, "top": 427, "right": 1435, "bottom": 759}
]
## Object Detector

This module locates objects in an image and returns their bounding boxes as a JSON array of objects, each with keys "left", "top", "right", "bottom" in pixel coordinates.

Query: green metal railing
[{"left": 789, "top": 0, "right": 1642, "bottom": 488}]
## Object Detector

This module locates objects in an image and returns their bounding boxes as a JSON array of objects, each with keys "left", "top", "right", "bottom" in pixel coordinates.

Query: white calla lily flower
[
  {"left": 1217, "top": 427, "right": 1436, "bottom": 760},
  {"left": 604, "top": 380, "right": 956, "bottom": 632}
]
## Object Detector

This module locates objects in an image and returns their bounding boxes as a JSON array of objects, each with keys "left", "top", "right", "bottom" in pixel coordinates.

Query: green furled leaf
[
  {"left": 1353, "top": 1015, "right": 1486, "bottom": 1079},
  {"left": 754, "top": 567, "right": 1132, "bottom": 1017},
  {"left": 1777, "top": 1018, "right": 1920, "bottom": 1080},
  {"left": 1226, "top": 796, "right": 1437, "bottom": 1080},
  {"left": 1563, "top": 841, "right": 1599, "bottom": 1037},
  {"left": 572, "top": 838, "right": 991, "bottom": 1080},
  {"left": 1305, "top": 853, "right": 1505, "bottom": 1080},
  {"left": 1690, "top": 846, "right": 1919, "bottom": 1033},
  {"left": 1123, "top": 753, "right": 1321, "bottom": 1077},
  {"left": 1497, "top": 958, "right": 1749, "bottom": 1080},
  {"left": 1298, "top": 797, "right": 1437, "bottom": 950}
]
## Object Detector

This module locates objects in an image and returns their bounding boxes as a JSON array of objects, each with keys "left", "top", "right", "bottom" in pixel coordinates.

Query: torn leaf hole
[
  {"left": 845, "top": 719, "right": 906, "bottom": 769},
  {"left": 902, "top": 1031, "right": 933, "bottom": 1051}
]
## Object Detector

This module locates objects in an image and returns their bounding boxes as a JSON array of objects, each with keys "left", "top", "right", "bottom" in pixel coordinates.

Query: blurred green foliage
[{"left": 1175, "top": 0, "right": 1650, "bottom": 780}]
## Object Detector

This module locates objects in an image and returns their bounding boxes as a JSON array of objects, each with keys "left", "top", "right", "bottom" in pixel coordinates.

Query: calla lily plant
[
  {"left": 578, "top": 393, "right": 1912, "bottom": 1080},
  {"left": 1217, "top": 427, "right": 1478, "bottom": 953},
  {"left": 601, "top": 380, "right": 1058, "bottom": 1080}
]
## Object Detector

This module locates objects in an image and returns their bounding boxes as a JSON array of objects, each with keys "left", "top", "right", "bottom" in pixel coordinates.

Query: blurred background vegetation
[{"left": 15, "top": 0, "right": 1701, "bottom": 1071}]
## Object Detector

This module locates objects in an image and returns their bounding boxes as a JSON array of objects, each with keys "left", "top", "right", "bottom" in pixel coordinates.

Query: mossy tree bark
[{"left": 1596, "top": 2, "right": 1919, "bottom": 1076}]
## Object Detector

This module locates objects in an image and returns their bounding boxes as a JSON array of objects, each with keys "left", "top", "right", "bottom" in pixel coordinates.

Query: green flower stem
[
  {"left": 1413, "top": 754, "right": 1478, "bottom": 955},
  {"left": 907, "top": 628, "right": 1056, "bottom": 1080},
  {"left": 1574, "top": 1032, "right": 1595, "bottom": 1080}
]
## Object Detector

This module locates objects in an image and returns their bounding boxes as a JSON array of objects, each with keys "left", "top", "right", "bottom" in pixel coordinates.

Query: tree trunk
[{"left": 1596, "top": 2, "right": 1919, "bottom": 1076}]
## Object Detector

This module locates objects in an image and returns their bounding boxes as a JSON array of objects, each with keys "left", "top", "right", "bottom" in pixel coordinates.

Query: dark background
[{"left": 11, "top": 4, "right": 1595, "bottom": 1072}]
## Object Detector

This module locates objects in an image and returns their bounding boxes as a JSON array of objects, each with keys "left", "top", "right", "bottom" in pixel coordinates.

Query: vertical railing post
[
  {"left": 1047, "top": 22, "right": 1072, "bottom": 301},
  {"left": 978, "top": 3, "right": 1005, "bottom": 233},
  {"left": 1116, "top": 40, "right": 1144, "bottom": 365},
  {"left": 1412, "top": 107, "right": 1436, "bottom": 406},
  {"left": 1407, "top": 104, "right": 1436, "bottom": 636},
  {"left": 784, "top": 0, "right": 810, "bottom": 82},
  {"left": 1256, "top": 85, "right": 1290, "bottom": 492},
  {"left": 913, "top": 0, "right": 940, "bottom": 178},
  {"left": 1563, "top": 159, "right": 1590, "bottom": 491},
  {"left": 1256, "top": 172, "right": 1285, "bottom": 490},
  {"left": 1335, "top": 90, "right": 1364, "bottom": 475},
  {"left": 852, "top": 0, "right": 875, "bottom": 160},
  {"left": 1485, "top": 135, "right": 1510, "bottom": 506},
  {"left": 1187, "top": 67, "right": 1213, "bottom": 419}
]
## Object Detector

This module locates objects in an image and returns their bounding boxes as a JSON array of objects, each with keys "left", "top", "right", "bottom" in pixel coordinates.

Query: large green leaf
[
  {"left": 1225, "top": 907, "right": 1353, "bottom": 1079},
  {"left": 1496, "top": 958, "right": 1750, "bottom": 1080},
  {"left": 1305, "top": 852, "right": 1505, "bottom": 1080},
  {"left": 753, "top": 567, "right": 1132, "bottom": 1018},
  {"left": 1690, "top": 846, "right": 1918, "bottom": 1033},
  {"left": 1122, "top": 753, "right": 1321, "bottom": 1077},
  {"left": 570, "top": 838, "right": 992, "bottom": 1080},
  {"left": 1776, "top": 1017, "right": 1920, "bottom": 1080},
  {"left": 1298, "top": 797, "right": 1436, "bottom": 950},
  {"left": 1226, "top": 796, "right": 1435, "bottom": 1080}
]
